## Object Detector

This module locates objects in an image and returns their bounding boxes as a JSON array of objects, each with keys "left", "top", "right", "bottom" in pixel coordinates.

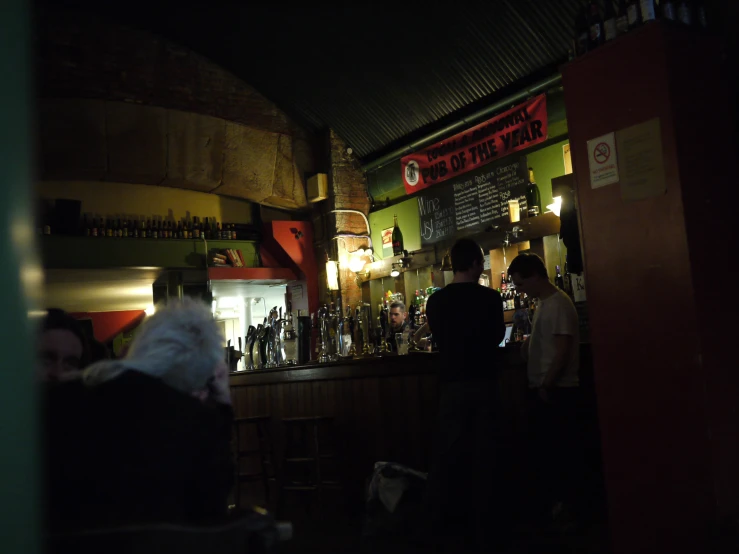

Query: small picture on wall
[{"left": 381, "top": 227, "right": 393, "bottom": 250}]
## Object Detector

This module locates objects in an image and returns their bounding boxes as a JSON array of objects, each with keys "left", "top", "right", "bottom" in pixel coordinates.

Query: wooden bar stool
[
  {"left": 232, "top": 416, "right": 277, "bottom": 512},
  {"left": 278, "top": 416, "right": 341, "bottom": 517}
]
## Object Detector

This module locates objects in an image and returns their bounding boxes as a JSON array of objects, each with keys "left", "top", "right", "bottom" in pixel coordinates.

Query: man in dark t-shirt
[{"left": 423, "top": 238, "right": 507, "bottom": 551}]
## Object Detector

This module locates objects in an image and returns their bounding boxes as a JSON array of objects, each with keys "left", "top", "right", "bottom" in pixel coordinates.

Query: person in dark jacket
[{"left": 45, "top": 298, "right": 234, "bottom": 531}]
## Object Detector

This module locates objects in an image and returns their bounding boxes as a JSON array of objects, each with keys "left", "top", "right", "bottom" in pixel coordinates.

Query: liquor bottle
[
  {"left": 616, "top": 0, "right": 630, "bottom": 34},
  {"left": 106, "top": 219, "right": 113, "bottom": 238},
  {"left": 391, "top": 214, "right": 404, "bottom": 256},
  {"left": 526, "top": 168, "right": 542, "bottom": 217},
  {"left": 194, "top": 217, "right": 201, "bottom": 239},
  {"left": 500, "top": 271, "right": 507, "bottom": 292},
  {"left": 176, "top": 221, "right": 182, "bottom": 239},
  {"left": 91, "top": 218, "right": 98, "bottom": 238},
  {"left": 677, "top": 0, "right": 692, "bottom": 25},
  {"left": 167, "top": 221, "right": 173, "bottom": 239},
  {"left": 640, "top": 0, "right": 657, "bottom": 22},
  {"left": 574, "top": 4, "right": 589, "bottom": 56},
  {"left": 231, "top": 224, "right": 237, "bottom": 240},
  {"left": 125, "top": 219, "right": 131, "bottom": 238},
  {"left": 661, "top": 0, "right": 677, "bottom": 20},
  {"left": 133, "top": 221, "right": 139, "bottom": 239},
  {"left": 604, "top": 0, "right": 618, "bottom": 41},
  {"left": 695, "top": 0, "right": 707, "bottom": 28},
  {"left": 588, "top": 1, "right": 604, "bottom": 50},
  {"left": 216, "top": 221, "right": 222, "bottom": 240},
  {"left": 555, "top": 265, "right": 565, "bottom": 290},
  {"left": 627, "top": 0, "right": 641, "bottom": 28},
  {"left": 282, "top": 306, "right": 298, "bottom": 366}
]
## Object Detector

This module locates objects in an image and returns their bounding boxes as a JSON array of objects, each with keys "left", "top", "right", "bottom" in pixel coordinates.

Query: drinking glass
[{"left": 395, "top": 333, "right": 409, "bottom": 355}]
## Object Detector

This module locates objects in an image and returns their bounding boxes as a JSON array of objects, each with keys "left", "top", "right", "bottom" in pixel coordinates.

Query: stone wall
[{"left": 36, "top": 9, "right": 315, "bottom": 210}]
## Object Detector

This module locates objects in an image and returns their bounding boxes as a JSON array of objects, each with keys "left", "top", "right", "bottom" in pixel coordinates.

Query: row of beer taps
[
  {"left": 315, "top": 299, "right": 395, "bottom": 362},
  {"left": 225, "top": 304, "right": 293, "bottom": 371}
]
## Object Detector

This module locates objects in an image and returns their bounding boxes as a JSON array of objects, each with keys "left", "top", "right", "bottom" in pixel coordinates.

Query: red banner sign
[{"left": 401, "top": 94, "right": 548, "bottom": 194}]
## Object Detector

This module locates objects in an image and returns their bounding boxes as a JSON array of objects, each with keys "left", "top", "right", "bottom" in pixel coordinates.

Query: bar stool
[
  {"left": 232, "top": 416, "right": 277, "bottom": 511},
  {"left": 278, "top": 416, "right": 341, "bottom": 517}
]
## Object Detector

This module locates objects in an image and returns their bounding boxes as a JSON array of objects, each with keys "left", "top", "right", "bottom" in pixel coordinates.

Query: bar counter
[{"left": 229, "top": 348, "right": 532, "bottom": 507}]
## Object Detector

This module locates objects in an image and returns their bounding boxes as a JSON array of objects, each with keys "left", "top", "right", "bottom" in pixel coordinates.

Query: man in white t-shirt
[{"left": 508, "top": 253, "right": 583, "bottom": 529}]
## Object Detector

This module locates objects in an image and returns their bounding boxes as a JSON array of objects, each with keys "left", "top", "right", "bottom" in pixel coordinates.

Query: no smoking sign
[
  {"left": 587, "top": 132, "right": 619, "bottom": 189},
  {"left": 594, "top": 142, "right": 610, "bottom": 164}
]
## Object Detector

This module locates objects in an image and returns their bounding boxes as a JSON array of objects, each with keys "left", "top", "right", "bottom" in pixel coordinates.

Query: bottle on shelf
[
  {"left": 526, "top": 168, "right": 542, "bottom": 217},
  {"left": 588, "top": 1, "right": 604, "bottom": 50},
  {"left": 194, "top": 217, "right": 201, "bottom": 239},
  {"left": 695, "top": 0, "right": 708, "bottom": 28},
  {"left": 555, "top": 265, "right": 565, "bottom": 290},
  {"left": 604, "top": 0, "right": 618, "bottom": 41},
  {"left": 574, "top": 4, "right": 589, "bottom": 56},
  {"left": 640, "top": 0, "right": 657, "bottom": 22},
  {"left": 216, "top": 222, "right": 222, "bottom": 240},
  {"left": 106, "top": 219, "right": 113, "bottom": 238},
  {"left": 123, "top": 219, "right": 129, "bottom": 238},
  {"left": 91, "top": 218, "right": 98, "bottom": 238},
  {"left": 133, "top": 221, "right": 139, "bottom": 239},
  {"left": 391, "top": 214, "right": 404, "bottom": 256},
  {"left": 661, "top": 0, "right": 677, "bottom": 20},
  {"left": 627, "top": 0, "right": 641, "bottom": 29},
  {"left": 616, "top": 0, "right": 630, "bottom": 34},
  {"left": 500, "top": 271, "right": 507, "bottom": 293},
  {"left": 204, "top": 217, "right": 211, "bottom": 240},
  {"left": 677, "top": 0, "right": 692, "bottom": 25}
]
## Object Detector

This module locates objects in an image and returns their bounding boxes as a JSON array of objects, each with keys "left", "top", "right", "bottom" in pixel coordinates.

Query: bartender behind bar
[{"left": 384, "top": 301, "right": 408, "bottom": 352}]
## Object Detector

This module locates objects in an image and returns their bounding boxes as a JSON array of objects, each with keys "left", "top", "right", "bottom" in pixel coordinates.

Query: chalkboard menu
[{"left": 418, "top": 156, "right": 530, "bottom": 245}]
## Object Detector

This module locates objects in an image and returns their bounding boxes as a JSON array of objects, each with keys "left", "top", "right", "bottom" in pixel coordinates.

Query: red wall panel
[
  {"left": 70, "top": 310, "right": 145, "bottom": 343},
  {"left": 563, "top": 22, "right": 736, "bottom": 553}
]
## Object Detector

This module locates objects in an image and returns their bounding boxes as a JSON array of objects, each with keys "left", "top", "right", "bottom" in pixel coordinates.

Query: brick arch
[{"left": 35, "top": 8, "right": 316, "bottom": 209}]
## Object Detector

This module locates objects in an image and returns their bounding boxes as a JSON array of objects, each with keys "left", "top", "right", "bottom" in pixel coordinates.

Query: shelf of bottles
[
  {"left": 73, "top": 215, "right": 244, "bottom": 241},
  {"left": 573, "top": 0, "right": 709, "bottom": 59}
]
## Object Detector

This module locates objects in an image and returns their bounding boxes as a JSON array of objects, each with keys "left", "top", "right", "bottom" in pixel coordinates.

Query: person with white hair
[{"left": 44, "top": 297, "right": 235, "bottom": 530}]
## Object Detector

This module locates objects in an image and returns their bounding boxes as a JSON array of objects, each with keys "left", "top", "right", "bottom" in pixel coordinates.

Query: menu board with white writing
[{"left": 418, "top": 156, "right": 529, "bottom": 245}]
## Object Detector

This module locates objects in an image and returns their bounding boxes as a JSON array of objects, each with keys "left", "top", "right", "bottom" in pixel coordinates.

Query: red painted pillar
[
  {"left": 260, "top": 221, "right": 319, "bottom": 316},
  {"left": 563, "top": 22, "right": 738, "bottom": 553}
]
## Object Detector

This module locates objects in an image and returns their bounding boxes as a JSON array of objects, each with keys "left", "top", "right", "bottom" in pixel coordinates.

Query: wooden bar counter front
[{"left": 229, "top": 349, "right": 529, "bottom": 511}]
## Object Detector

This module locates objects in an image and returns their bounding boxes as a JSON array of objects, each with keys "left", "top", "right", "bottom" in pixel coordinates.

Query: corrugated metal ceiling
[{"left": 39, "top": 1, "right": 583, "bottom": 162}]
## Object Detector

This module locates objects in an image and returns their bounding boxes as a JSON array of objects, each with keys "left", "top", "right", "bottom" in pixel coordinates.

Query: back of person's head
[
  {"left": 39, "top": 309, "right": 90, "bottom": 380},
  {"left": 83, "top": 297, "right": 224, "bottom": 395},
  {"left": 508, "top": 253, "right": 548, "bottom": 279},
  {"left": 450, "top": 238, "right": 484, "bottom": 273}
]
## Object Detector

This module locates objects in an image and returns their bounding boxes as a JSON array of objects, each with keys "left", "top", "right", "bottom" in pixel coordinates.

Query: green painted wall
[
  {"left": 1, "top": 1, "right": 41, "bottom": 552},
  {"left": 368, "top": 138, "right": 570, "bottom": 258},
  {"left": 369, "top": 199, "right": 420, "bottom": 261},
  {"left": 527, "top": 138, "right": 570, "bottom": 210}
]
